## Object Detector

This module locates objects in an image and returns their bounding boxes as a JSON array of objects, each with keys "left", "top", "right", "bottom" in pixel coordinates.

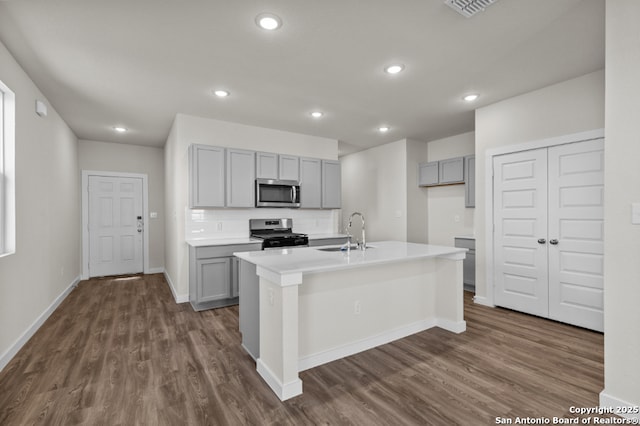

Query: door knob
[
  {"left": 549, "top": 239, "right": 559, "bottom": 245},
  {"left": 537, "top": 238, "right": 546, "bottom": 244}
]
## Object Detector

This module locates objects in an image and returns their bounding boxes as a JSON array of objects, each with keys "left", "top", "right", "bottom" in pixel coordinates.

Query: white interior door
[
  {"left": 88, "top": 176, "right": 143, "bottom": 277},
  {"left": 547, "top": 139, "right": 604, "bottom": 331},
  {"left": 493, "top": 149, "right": 549, "bottom": 317}
]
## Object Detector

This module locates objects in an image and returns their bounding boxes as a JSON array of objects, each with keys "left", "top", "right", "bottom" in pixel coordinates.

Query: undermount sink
[{"left": 316, "top": 245, "right": 375, "bottom": 252}]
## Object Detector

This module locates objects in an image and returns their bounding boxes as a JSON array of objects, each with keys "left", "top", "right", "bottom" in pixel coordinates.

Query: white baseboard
[
  {"left": 0, "top": 275, "right": 81, "bottom": 373},
  {"left": 473, "top": 295, "right": 495, "bottom": 307},
  {"left": 257, "top": 358, "right": 303, "bottom": 401},
  {"left": 147, "top": 267, "right": 165, "bottom": 274},
  {"left": 600, "top": 390, "right": 640, "bottom": 421},
  {"left": 163, "top": 270, "right": 188, "bottom": 304},
  {"left": 437, "top": 319, "right": 467, "bottom": 334},
  {"left": 298, "top": 318, "right": 438, "bottom": 372}
]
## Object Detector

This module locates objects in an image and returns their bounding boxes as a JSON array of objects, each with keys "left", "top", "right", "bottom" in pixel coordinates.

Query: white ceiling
[{"left": 0, "top": 0, "right": 604, "bottom": 155}]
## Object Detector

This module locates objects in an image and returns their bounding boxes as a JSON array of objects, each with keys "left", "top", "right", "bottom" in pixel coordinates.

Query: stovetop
[{"left": 251, "top": 231, "right": 307, "bottom": 240}]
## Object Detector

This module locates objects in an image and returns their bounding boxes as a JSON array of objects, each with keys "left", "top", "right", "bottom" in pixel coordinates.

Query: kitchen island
[{"left": 234, "top": 241, "right": 467, "bottom": 401}]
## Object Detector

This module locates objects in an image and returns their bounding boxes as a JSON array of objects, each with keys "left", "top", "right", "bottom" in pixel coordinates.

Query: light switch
[
  {"left": 150, "top": 212, "right": 158, "bottom": 219},
  {"left": 632, "top": 203, "right": 640, "bottom": 224}
]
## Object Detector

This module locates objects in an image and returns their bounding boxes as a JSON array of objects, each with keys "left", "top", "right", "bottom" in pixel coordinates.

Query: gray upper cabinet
[
  {"left": 300, "top": 157, "right": 322, "bottom": 208},
  {"left": 190, "top": 144, "right": 339, "bottom": 210},
  {"left": 322, "top": 160, "right": 342, "bottom": 209},
  {"left": 418, "top": 161, "right": 439, "bottom": 186},
  {"left": 279, "top": 155, "right": 300, "bottom": 181},
  {"left": 465, "top": 155, "right": 476, "bottom": 208},
  {"left": 226, "top": 148, "right": 255, "bottom": 207},
  {"left": 189, "top": 144, "right": 225, "bottom": 208},
  {"left": 256, "top": 152, "right": 278, "bottom": 179},
  {"left": 439, "top": 157, "right": 464, "bottom": 184},
  {"left": 418, "top": 156, "right": 465, "bottom": 187}
]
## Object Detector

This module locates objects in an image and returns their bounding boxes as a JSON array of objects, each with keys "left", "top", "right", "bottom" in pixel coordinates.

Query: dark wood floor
[{"left": 0, "top": 274, "right": 604, "bottom": 425}]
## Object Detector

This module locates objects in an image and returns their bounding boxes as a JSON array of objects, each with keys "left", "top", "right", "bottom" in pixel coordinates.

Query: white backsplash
[{"left": 186, "top": 208, "right": 341, "bottom": 240}]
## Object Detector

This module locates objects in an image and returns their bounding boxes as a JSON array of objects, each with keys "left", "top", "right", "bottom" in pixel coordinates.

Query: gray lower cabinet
[
  {"left": 189, "top": 243, "right": 262, "bottom": 311},
  {"left": 454, "top": 237, "right": 476, "bottom": 293}
]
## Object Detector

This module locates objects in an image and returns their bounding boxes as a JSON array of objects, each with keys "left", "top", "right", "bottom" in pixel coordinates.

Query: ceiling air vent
[{"left": 444, "top": 0, "right": 499, "bottom": 18}]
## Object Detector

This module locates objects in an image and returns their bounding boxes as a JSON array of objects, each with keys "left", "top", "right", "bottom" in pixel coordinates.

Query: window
[{"left": 0, "top": 78, "right": 15, "bottom": 256}]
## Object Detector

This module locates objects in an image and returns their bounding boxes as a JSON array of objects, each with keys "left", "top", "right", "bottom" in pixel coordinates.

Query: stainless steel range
[{"left": 249, "top": 218, "right": 309, "bottom": 250}]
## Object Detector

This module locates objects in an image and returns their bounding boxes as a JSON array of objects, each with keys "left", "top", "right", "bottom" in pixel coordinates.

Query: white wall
[
  {"left": 601, "top": 0, "right": 640, "bottom": 412},
  {"left": 78, "top": 140, "right": 165, "bottom": 271},
  {"left": 164, "top": 114, "right": 339, "bottom": 300},
  {"left": 474, "top": 70, "right": 605, "bottom": 304},
  {"left": 406, "top": 139, "right": 430, "bottom": 243},
  {"left": 425, "top": 132, "right": 475, "bottom": 246},
  {"left": 0, "top": 39, "right": 80, "bottom": 370},
  {"left": 340, "top": 140, "right": 409, "bottom": 242}
]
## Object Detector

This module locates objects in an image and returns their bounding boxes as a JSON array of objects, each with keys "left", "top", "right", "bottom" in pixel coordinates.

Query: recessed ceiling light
[
  {"left": 213, "top": 89, "right": 230, "bottom": 98},
  {"left": 256, "top": 13, "right": 282, "bottom": 30},
  {"left": 378, "top": 126, "right": 390, "bottom": 133},
  {"left": 310, "top": 111, "right": 323, "bottom": 118},
  {"left": 463, "top": 93, "right": 479, "bottom": 102},
  {"left": 113, "top": 126, "right": 127, "bottom": 133},
  {"left": 384, "top": 64, "right": 405, "bottom": 74}
]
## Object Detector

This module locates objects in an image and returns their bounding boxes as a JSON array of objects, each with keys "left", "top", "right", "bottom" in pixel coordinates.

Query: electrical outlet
[
  {"left": 454, "top": 215, "right": 461, "bottom": 223},
  {"left": 217, "top": 222, "right": 223, "bottom": 231},
  {"left": 354, "top": 300, "right": 361, "bottom": 315}
]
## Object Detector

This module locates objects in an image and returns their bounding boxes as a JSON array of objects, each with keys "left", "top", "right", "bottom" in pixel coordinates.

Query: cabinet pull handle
[
  {"left": 537, "top": 238, "right": 546, "bottom": 244},
  {"left": 549, "top": 239, "right": 559, "bottom": 245}
]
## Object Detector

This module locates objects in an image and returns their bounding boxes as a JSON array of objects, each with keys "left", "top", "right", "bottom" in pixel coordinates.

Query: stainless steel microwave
[{"left": 255, "top": 179, "right": 301, "bottom": 208}]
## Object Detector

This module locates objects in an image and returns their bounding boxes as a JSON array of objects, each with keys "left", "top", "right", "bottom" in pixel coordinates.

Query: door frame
[
  {"left": 482, "top": 128, "right": 604, "bottom": 308},
  {"left": 81, "top": 170, "right": 150, "bottom": 279}
]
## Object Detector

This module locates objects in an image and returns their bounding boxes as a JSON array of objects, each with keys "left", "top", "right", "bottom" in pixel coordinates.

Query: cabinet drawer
[{"left": 195, "top": 243, "right": 262, "bottom": 259}]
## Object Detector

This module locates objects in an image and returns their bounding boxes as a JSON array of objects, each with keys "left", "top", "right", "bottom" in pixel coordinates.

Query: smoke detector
[{"left": 444, "top": 0, "right": 499, "bottom": 18}]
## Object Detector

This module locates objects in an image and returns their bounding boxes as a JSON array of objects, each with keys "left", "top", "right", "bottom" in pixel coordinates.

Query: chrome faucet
[{"left": 347, "top": 212, "right": 366, "bottom": 251}]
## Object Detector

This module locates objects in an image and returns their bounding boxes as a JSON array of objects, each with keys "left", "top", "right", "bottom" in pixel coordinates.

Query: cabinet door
[
  {"left": 279, "top": 155, "right": 300, "bottom": 181},
  {"left": 418, "top": 162, "right": 439, "bottom": 186},
  {"left": 439, "top": 157, "right": 464, "bottom": 184},
  {"left": 299, "top": 157, "right": 322, "bottom": 208},
  {"left": 197, "top": 257, "right": 231, "bottom": 302},
  {"left": 226, "top": 149, "right": 255, "bottom": 207},
  {"left": 189, "top": 145, "right": 225, "bottom": 207},
  {"left": 321, "top": 160, "right": 341, "bottom": 209},
  {"left": 465, "top": 155, "right": 476, "bottom": 208},
  {"left": 256, "top": 152, "right": 278, "bottom": 179}
]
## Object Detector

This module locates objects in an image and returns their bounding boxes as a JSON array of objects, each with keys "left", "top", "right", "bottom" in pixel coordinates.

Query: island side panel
[
  {"left": 435, "top": 255, "right": 466, "bottom": 333},
  {"left": 297, "top": 258, "right": 438, "bottom": 371},
  {"left": 238, "top": 259, "right": 259, "bottom": 359},
  {"left": 256, "top": 276, "right": 302, "bottom": 401}
]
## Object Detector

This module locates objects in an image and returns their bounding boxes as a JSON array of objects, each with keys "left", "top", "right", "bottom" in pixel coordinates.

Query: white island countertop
[{"left": 234, "top": 240, "right": 466, "bottom": 277}]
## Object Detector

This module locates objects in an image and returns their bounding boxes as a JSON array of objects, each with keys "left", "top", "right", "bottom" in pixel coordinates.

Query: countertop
[
  {"left": 454, "top": 235, "right": 475, "bottom": 240},
  {"left": 186, "top": 233, "right": 348, "bottom": 247},
  {"left": 234, "top": 240, "right": 466, "bottom": 276}
]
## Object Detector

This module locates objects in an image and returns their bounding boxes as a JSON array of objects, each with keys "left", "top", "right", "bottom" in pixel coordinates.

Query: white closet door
[
  {"left": 493, "top": 149, "right": 549, "bottom": 317},
  {"left": 547, "top": 139, "right": 604, "bottom": 331}
]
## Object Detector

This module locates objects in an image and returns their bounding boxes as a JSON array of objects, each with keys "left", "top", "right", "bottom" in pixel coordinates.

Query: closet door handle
[
  {"left": 549, "top": 239, "right": 559, "bottom": 245},
  {"left": 537, "top": 238, "right": 546, "bottom": 244}
]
